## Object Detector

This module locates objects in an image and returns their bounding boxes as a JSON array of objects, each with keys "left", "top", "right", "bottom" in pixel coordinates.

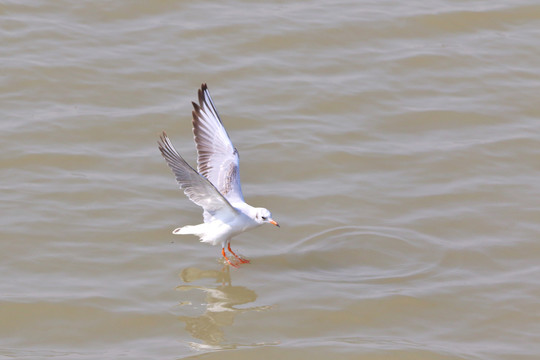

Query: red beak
[{"left": 269, "top": 219, "right": 280, "bottom": 227}]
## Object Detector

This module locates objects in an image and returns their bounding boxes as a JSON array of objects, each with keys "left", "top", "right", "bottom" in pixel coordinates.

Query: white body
[{"left": 174, "top": 202, "right": 262, "bottom": 246}]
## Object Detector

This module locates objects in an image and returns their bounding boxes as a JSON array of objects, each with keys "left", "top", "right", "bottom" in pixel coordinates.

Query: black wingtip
[
  {"left": 157, "top": 131, "right": 166, "bottom": 150},
  {"left": 192, "top": 102, "right": 202, "bottom": 122},
  {"left": 199, "top": 84, "right": 210, "bottom": 106},
  {"left": 158, "top": 131, "right": 167, "bottom": 141}
]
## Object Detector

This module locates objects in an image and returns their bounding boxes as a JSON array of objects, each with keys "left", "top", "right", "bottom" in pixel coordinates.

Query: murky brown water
[{"left": 2, "top": 1, "right": 540, "bottom": 359}]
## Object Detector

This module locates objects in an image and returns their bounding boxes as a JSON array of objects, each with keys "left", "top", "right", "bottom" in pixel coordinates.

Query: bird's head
[{"left": 254, "top": 208, "right": 280, "bottom": 227}]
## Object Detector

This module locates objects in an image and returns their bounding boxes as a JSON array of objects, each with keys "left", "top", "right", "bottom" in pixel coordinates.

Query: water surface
[{"left": 2, "top": 1, "right": 540, "bottom": 359}]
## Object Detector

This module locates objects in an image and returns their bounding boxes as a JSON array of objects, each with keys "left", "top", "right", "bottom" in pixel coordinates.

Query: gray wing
[
  {"left": 158, "top": 132, "right": 237, "bottom": 219},
  {"left": 191, "top": 83, "right": 245, "bottom": 203}
]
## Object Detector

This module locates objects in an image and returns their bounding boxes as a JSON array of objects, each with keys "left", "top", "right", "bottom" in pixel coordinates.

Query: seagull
[{"left": 158, "top": 83, "right": 279, "bottom": 267}]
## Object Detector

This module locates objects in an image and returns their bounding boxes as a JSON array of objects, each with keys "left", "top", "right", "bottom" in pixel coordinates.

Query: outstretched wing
[
  {"left": 158, "top": 132, "right": 237, "bottom": 219},
  {"left": 191, "top": 83, "right": 245, "bottom": 203}
]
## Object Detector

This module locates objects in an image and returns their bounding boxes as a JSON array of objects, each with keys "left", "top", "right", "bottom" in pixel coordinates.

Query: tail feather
[
  {"left": 173, "top": 225, "right": 203, "bottom": 235},
  {"left": 172, "top": 223, "right": 220, "bottom": 245}
]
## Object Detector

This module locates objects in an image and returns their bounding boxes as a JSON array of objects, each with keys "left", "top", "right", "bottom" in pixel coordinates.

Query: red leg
[
  {"left": 222, "top": 247, "right": 239, "bottom": 268},
  {"left": 228, "top": 243, "right": 250, "bottom": 264}
]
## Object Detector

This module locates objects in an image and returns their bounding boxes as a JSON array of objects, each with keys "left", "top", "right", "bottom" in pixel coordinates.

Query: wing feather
[
  {"left": 157, "top": 132, "right": 237, "bottom": 218},
  {"left": 192, "top": 83, "right": 244, "bottom": 203}
]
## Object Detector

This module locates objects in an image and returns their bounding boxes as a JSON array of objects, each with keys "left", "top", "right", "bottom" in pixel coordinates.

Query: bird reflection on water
[{"left": 176, "top": 266, "right": 275, "bottom": 350}]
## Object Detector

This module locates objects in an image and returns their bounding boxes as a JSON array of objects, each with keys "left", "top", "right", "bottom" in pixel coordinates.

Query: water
[{"left": 2, "top": 1, "right": 540, "bottom": 359}]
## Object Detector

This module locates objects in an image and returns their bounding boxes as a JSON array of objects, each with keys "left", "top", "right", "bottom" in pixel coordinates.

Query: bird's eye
[{"left": 262, "top": 216, "right": 267, "bottom": 220}]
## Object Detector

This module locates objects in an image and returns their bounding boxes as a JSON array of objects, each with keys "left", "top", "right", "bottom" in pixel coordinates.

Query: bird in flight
[{"left": 158, "top": 83, "right": 279, "bottom": 267}]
